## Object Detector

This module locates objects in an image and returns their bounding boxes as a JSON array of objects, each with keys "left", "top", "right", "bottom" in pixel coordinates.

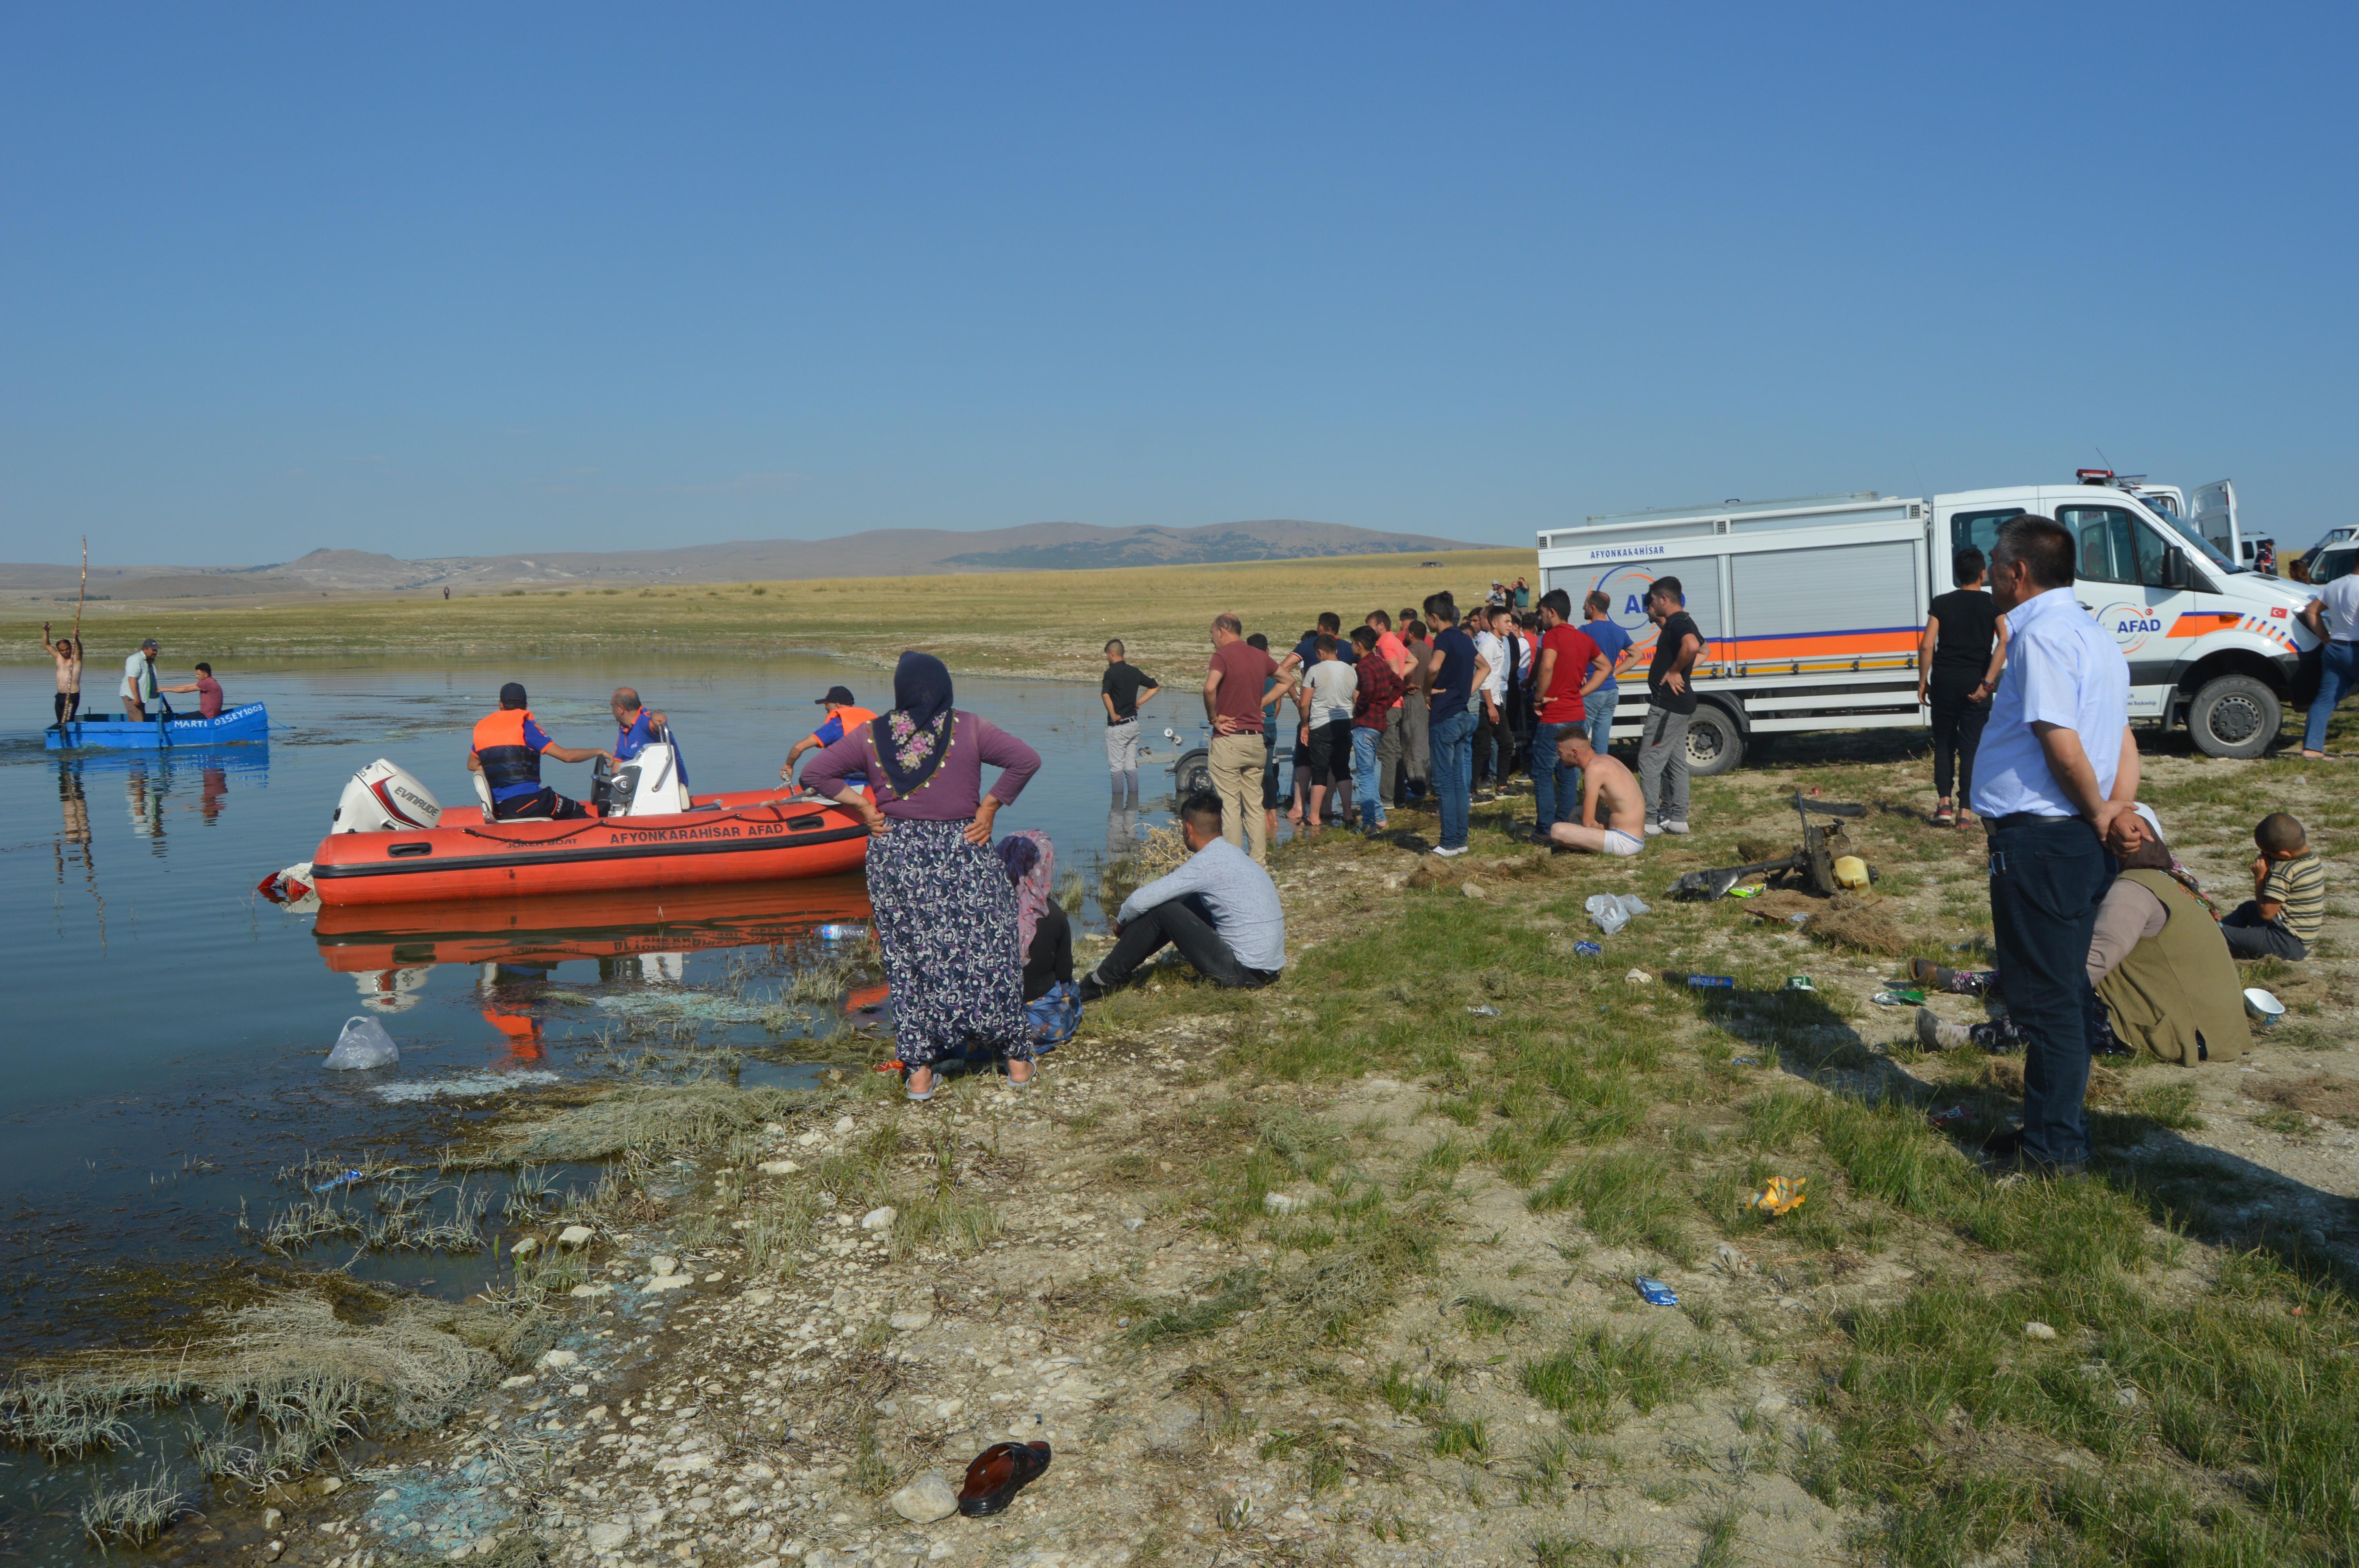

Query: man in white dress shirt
[{"left": 1970, "top": 515, "right": 2140, "bottom": 1177}]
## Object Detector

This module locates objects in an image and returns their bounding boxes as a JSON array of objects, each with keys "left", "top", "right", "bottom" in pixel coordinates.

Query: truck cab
[{"left": 1939, "top": 482, "right": 2313, "bottom": 756}]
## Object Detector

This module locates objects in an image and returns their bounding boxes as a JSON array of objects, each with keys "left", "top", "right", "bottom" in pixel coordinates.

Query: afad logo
[
  {"left": 2096, "top": 600, "right": 2166, "bottom": 656},
  {"left": 1589, "top": 564, "right": 1663, "bottom": 654}
]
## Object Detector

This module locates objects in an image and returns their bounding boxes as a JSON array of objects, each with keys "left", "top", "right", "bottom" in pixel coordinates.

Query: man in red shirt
[
  {"left": 1203, "top": 613, "right": 1294, "bottom": 864},
  {"left": 1530, "top": 589, "right": 1613, "bottom": 844},
  {"left": 1362, "top": 610, "right": 1414, "bottom": 804}
]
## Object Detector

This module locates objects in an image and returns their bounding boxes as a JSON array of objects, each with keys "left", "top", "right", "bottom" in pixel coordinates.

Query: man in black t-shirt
[
  {"left": 1101, "top": 639, "right": 1161, "bottom": 805},
  {"left": 1917, "top": 546, "right": 2008, "bottom": 826},
  {"left": 1637, "top": 579, "right": 1703, "bottom": 835}
]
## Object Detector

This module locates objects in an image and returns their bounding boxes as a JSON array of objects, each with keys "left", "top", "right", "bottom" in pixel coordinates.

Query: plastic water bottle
[
  {"left": 814, "top": 924, "right": 869, "bottom": 941},
  {"left": 1685, "top": 975, "right": 1736, "bottom": 989}
]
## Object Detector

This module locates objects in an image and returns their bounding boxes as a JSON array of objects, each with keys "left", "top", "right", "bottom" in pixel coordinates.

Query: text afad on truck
[{"left": 1535, "top": 474, "right": 2316, "bottom": 775}]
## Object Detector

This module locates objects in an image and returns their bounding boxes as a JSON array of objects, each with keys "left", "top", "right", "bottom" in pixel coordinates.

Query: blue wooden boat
[{"left": 45, "top": 702, "right": 270, "bottom": 751}]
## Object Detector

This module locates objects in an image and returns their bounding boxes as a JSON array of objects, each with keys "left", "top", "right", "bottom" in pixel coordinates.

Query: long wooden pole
[{"left": 73, "top": 535, "right": 86, "bottom": 646}]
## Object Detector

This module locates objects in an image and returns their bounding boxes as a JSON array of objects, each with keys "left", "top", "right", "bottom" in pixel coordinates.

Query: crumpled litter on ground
[
  {"left": 1748, "top": 1175, "right": 1807, "bottom": 1216},
  {"left": 1585, "top": 893, "right": 1651, "bottom": 935}
]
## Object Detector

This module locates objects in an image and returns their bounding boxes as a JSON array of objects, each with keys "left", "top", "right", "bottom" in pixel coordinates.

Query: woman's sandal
[
  {"left": 905, "top": 1066, "right": 936, "bottom": 1102},
  {"left": 958, "top": 1440, "right": 1052, "bottom": 1517},
  {"left": 1005, "top": 1061, "right": 1039, "bottom": 1092}
]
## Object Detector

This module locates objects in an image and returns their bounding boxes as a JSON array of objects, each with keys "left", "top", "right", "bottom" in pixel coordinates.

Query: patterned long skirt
[{"left": 866, "top": 818, "right": 1030, "bottom": 1067}]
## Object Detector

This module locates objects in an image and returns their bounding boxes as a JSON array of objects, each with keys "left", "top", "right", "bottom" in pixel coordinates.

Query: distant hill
[{"left": 0, "top": 519, "right": 1499, "bottom": 600}]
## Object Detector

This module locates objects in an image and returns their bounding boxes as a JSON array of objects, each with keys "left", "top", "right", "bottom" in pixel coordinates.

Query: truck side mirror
[{"left": 2163, "top": 548, "right": 2193, "bottom": 592}]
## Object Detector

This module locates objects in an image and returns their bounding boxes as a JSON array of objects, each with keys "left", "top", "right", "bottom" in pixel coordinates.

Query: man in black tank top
[{"left": 1918, "top": 547, "right": 2009, "bottom": 826}]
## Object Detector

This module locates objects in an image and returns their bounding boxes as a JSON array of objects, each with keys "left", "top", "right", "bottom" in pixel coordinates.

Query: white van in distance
[{"left": 1535, "top": 476, "right": 2316, "bottom": 774}]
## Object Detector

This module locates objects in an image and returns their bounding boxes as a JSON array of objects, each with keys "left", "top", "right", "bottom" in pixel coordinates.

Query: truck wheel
[
  {"left": 2187, "top": 675, "right": 2281, "bottom": 759},
  {"left": 1685, "top": 705, "right": 1745, "bottom": 777},
  {"left": 1174, "top": 747, "right": 1212, "bottom": 797}
]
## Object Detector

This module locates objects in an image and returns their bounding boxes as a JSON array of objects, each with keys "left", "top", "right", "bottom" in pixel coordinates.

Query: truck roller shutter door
[{"left": 1729, "top": 542, "right": 1919, "bottom": 662}]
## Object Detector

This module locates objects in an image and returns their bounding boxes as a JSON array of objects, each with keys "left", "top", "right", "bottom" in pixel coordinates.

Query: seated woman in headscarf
[
  {"left": 995, "top": 829, "right": 1080, "bottom": 1051},
  {"left": 803, "top": 653, "right": 1044, "bottom": 1098}
]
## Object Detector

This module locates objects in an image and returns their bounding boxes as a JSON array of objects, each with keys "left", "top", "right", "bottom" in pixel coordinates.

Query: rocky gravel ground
[{"left": 192, "top": 738, "right": 2359, "bottom": 1568}]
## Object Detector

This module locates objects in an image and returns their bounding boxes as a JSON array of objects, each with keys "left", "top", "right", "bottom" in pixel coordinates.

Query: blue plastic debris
[
  {"left": 312, "top": 1169, "right": 365, "bottom": 1193},
  {"left": 1636, "top": 1276, "right": 1679, "bottom": 1307},
  {"left": 1573, "top": 941, "right": 1603, "bottom": 957}
]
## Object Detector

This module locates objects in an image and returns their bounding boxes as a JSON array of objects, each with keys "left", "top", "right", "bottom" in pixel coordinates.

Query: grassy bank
[
  {"left": 2, "top": 549, "right": 1536, "bottom": 681},
  {"left": 15, "top": 737, "right": 2354, "bottom": 1566}
]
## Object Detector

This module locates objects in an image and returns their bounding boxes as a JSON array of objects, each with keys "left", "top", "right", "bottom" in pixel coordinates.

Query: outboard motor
[
  {"left": 598, "top": 740, "right": 692, "bottom": 818},
  {"left": 333, "top": 760, "right": 444, "bottom": 833}
]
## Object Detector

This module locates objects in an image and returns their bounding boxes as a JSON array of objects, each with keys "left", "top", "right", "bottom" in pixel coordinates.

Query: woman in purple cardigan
[{"left": 803, "top": 652, "right": 1044, "bottom": 1098}]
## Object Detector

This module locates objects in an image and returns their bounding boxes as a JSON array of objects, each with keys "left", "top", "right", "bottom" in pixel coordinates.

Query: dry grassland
[{"left": 2, "top": 549, "right": 1537, "bottom": 681}]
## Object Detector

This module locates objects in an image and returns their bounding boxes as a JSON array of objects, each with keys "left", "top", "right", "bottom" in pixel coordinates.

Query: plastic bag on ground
[
  {"left": 324, "top": 1015, "right": 400, "bottom": 1071},
  {"left": 1585, "top": 893, "right": 1651, "bottom": 935}
]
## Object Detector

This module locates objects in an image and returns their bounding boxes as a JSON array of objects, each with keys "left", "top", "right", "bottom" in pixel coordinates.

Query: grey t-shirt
[
  {"left": 1304, "top": 660, "right": 1358, "bottom": 726},
  {"left": 1117, "top": 838, "right": 1287, "bottom": 972}
]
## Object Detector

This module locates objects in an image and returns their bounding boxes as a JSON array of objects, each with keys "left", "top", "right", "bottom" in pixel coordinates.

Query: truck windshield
[{"left": 2153, "top": 509, "right": 2244, "bottom": 574}]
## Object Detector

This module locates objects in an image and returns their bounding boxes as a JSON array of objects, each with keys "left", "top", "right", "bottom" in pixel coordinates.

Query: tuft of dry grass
[
  {"left": 1800, "top": 896, "right": 1910, "bottom": 956},
  {"left": 487, "top": 1082, "right": 798, "bottom": 1164}
]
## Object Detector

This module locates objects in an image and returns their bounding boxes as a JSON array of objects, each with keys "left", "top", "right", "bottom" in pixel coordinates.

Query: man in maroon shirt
[
  {"left": 192, "top": 662, "right": 225, "bottom": 719},
  {"left": 1203, "top": 613, "right": 1294, "bottom": 865}
]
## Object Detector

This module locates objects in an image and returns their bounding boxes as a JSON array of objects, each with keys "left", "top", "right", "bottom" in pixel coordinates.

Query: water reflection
[
  {"left": 55, "top": 746, "right": 267, "bottom": 857},
  {"left": 1107, "top": 800, "right": 1143, "bottom": 860},
  {"left": 313, "top": 878, "right": 872, "bottom": 1041}
]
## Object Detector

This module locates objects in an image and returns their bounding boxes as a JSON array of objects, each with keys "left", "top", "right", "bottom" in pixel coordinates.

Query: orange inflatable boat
[{"left": 308, "top": 787, "right": 872, "bottom": 907}]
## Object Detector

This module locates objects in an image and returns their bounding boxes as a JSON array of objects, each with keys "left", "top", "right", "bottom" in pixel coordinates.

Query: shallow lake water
[
  {"left": 0, "top": 654, "right": 1218, "bottom": 1348},
  {"left": 2, "top": 652, "right": 1243, "bottom": 1556}
]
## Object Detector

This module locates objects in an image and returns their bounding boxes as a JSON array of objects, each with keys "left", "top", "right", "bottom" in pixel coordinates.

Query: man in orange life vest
[
  {"left": 467, "top": 682, "right": 611, "bottom": 820},
  {"left": 780, "top": 684, "right": 876, "bottom": 789}
]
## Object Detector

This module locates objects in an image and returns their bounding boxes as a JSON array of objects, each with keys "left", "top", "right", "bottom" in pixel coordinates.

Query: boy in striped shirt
[{"left": 2222, "top": 812, "right": 2324, "bottom": 961}]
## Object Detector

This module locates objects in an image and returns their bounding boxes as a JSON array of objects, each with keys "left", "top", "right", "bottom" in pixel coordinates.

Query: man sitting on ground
[
  {"left": 1077, "top": 790, "right": 1286, "bottom": 999},
  {"left": 1546, "top": 730, "right": 1647, "bottom": 856},
  {"left": 467, "top": 682, "right": 611, "bottom": 820},
  {"left": 2222, "top": 812, "right": 2323, "bottom": 961},
  {"left": 1915, "top": 806, "right": 2248, "bottom": 1064}
]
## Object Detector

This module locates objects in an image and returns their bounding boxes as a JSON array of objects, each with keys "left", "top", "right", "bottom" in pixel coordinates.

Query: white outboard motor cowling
[
  {"left": 603, "top": 741, "right": 693, "bottom": 817},
  {"left": 334, "top": 760, "right": 444, "bottom": 833}
]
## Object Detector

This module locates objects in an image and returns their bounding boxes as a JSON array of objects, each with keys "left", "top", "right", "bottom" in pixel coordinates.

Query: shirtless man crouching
[{"left": 1548, "top": 731, "right": 1647, "bottom": 857}]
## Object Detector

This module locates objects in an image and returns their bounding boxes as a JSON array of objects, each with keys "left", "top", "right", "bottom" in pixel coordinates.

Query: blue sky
[{"left": 3, "top": 4, "right": 2353, "bottom": 565}]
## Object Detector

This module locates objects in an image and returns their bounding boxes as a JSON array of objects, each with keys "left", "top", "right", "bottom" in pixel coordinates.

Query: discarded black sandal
[{"left": 958, "top": 1440, "right": 1052, "bottom": 1517}]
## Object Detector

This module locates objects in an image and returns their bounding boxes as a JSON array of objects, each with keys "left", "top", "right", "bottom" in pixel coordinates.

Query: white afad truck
[{"left": 1535, "top": 476, "right": 2316, "bottom": 775}]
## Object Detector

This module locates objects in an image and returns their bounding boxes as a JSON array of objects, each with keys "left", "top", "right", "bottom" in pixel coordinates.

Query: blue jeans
[
  {"left": 1530, "top": 721, "right": 1574, "bottom": 831},
  {"left": 1986, "top": 813, "right": 2114, "bottom": 1166},
  {"left": 1430, "top": 708, "right": 1476, "bottom": 849},
  {"left": 1351, "top": 725, "right": 1385, "bottom": 829},
  {"left": 2305, "top": 640, "right": 2359, "bottom": 751},
  {"left": 1586, "top": 701, "right": 1617, "bottom": 754}
]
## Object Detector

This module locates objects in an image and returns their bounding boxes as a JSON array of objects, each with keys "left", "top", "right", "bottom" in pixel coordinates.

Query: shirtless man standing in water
[{"left": 1548, "top": 730, "right": 1648, "bottom": 856}]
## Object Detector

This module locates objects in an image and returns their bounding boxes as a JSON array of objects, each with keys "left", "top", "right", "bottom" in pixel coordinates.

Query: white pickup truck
[{"left": 1535, "top": 475, "right": 2317, "bottom": 773}]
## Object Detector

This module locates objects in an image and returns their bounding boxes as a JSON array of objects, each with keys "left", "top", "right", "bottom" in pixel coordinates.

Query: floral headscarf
[
  {"left": 873, "top": 651, "right": 956, "bottom": 795},
  {"left": 994, "top": 829, "right": 1056, "bottom": 955}
]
